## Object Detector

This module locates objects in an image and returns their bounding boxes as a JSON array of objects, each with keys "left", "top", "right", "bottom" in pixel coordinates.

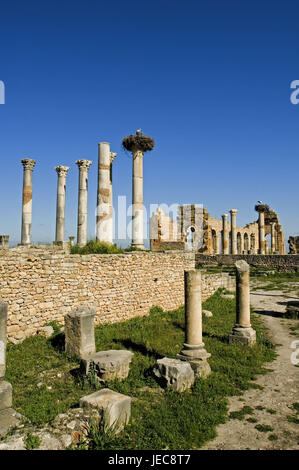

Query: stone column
[
  {"left": 271, "top": 222, "right": 276, "bottom": 253},
  {"left": 96, "top": 142, "right": 117, "bottom": 244},
  {"left": 258, "top": 211, "right": 265, "bottom": 254},
  {"left": 69, "top": 236, "right": 75, "bottom": 246},
  {"left": 229, "top": 261, "right": 256, "bottom": 345},
  {"left": 21, "top": 159, "right": 36, "bottom": 245},
  {"left": 64, "top": 306, "right": 96, "bottom": 358},
  {"left": 132, "top": 149, "right": 145, "bottom": 249},
  {"left": 0, "top": 236, "right": 9, "bottom": 249},
  {"left": 55, "top": 166, "right": 69, "bottom": 244},
  {"left": 76, "top": 159, "right": 92, "bottom": 247},
  {"left": 222, "top": 214, "right": 229, "bottom": 254},
  {"left": 229, "top": 209, "right": 238, "bottom": 255},
  {"left": 177, "top": 270, "right": 211, "bottom": 378},
  {"left": 0, "top": 303, "right": 12, "bottom": 412}
]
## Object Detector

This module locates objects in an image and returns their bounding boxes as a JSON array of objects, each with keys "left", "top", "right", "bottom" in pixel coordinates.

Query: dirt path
[{"left": 203, "top": 284, "right": 299, "bottom": 450}]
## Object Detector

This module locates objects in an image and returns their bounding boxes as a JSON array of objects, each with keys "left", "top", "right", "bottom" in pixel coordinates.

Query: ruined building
[{"left": 150, "top": 203, "right": 285, "bottom": 255}]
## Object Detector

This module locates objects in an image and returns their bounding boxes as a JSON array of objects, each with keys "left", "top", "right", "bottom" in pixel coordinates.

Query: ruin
[
  {"left": 20, "top": 158, "right": 36, "bottom": 245},
  {"left": 76, "top": 159, "right": 92, "bottom": 247},
  {"left": 150, "top": 203, "right": 285, "bottom": 255},
  {"left": 54, "top": 166, "right": 69, "bottom": 244},
  {"left": 288, "top": 236, "right": 299, "bottom": 254}
]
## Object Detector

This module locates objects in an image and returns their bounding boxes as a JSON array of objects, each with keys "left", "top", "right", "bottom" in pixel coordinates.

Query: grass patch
[
  {"left": 268, "top": 434, "right": 278, "bottom": 441},
  {"left": 287, "top": 415, "right": 299, "bottom": 424},
  {"left": 255, "top": 424, "right": 274, "bottom": 433},
  {"left": 6, "top": 289, "right": 276, "bottom": 450},
  {"left": 266, "top": 409, "right": 277, "bottom": 415},
  {"left": 24, "top": 433, "right": 41, "bottom": 450},
  {"left": 70, "top": 240, "right": 147, "bottom": 255},
  {"left": 229, "top": 406, "right": 254, "bottom": 420}
]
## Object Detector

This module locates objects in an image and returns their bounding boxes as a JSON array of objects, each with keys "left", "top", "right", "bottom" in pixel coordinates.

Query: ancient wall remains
[
  {"left": 0, "top": 248, "right": 234, "bottom": 343},
  {"left": 195, "top": 254, "right": 299, "bottom": 272}
]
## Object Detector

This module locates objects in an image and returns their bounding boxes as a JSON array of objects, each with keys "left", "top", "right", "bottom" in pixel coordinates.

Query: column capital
[
  {"left": 55, "top": 166, "right": 70, "bottom": 177},
  {"left": 21, "top": 159, "right": 36, "bottom": 171},
  {"left": 75, "top": 159, "right": 92, "bottom": 170},
  {"left": 229, "top": 209, "right": 238, "bottom": 214},
  {"left": 110, "top": 152, "right": 117, "bottom": 164},
  {"left": 222, "top": 213, "right": 228, "bottom": 219}
]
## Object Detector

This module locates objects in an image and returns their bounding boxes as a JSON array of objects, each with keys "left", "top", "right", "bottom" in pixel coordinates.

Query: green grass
[
  {"left": 255, "top": 424, "right": 274, "bottom": 433},
  {"left": 6, "top": 289, "right": 276, "bottom": 450},
  {"left": 229, "top": 406, "right": 254, "bottom": 420},
  {"left": 70, "top": 240, "right": 147, "bottom": 255},
  {"left": 24, "top": 432, "right": 41, "bottom": 450}
]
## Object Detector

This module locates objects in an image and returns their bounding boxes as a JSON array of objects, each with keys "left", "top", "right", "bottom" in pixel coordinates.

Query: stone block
[
  {"left": 285, "top": 301, "right": 299, "bottom": 319},
  {"left": 64, "top": 306, "right": 96, "bottom": 358},
  {"left": 0, "top": 409, "right": 22, "bottom": 438},
  {"left": 203, "top": 309, "right": 213, "bottom": 317},
  {"left": 153, "top": 357, "right": 194, "bottom": 392},
  {"left": 80, "top": 388, "right": 131, "bottom": 432},
  {"left": 0, "top": 381, "right": 12, "bottom": 410},
  {"left": 81, "top": 350, "right": 133, "bottom": 383},
  {"left": 229, "top": 326, "right": 256, "bottom": 346}
]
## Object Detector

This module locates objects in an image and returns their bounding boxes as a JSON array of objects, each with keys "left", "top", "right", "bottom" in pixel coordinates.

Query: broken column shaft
[
  {"left": 21, "top": 159, "right": 36, "bottom": 245},
  {"left": 76, "top": 159, "right": 92, "bottom": 247},
  {"left": 258, "top": 211, "right": 265, "bottom": 254},
  {"left": 177, "top": 270, "right": 211, "bottom": 378},
  {"left": 229, "top": 260, "right": 256, "bottom": 345},
  {"left": 271, "top": 222, "right": 276, "bottom": 253},
  {"left": 55, "top": 166, "right": 69, "bottom": 244}
]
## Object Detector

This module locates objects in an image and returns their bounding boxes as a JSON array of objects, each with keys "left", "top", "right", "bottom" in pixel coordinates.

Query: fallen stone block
[
  {"left": 80, "top": 388, "right": 131, "bottom": 432},
  {"left": 0, "top": 381, "right": 12, "bottom": 411},
  {"left": 229, "top": 326, "right": 256, "bottom": 346},
  {"left": 38, "top": 326, "right": 54, "bottom": 338},
  {"left": 153, "top": 357, "right": 194, "bottom": 392},
  {"left": 203, "top": 310, "right": 213, "bottom": 318},
  {"left": 221, "top": 294, "right": 234, "bottom": 299},
  {"left": 0, "top": 408, "right": 22, "bottom": 438},
  {"left": 81, "top": 350, "right": 133, "bottom": 383}
]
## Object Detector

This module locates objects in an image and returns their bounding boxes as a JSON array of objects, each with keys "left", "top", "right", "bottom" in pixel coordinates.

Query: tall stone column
[
  {"left": 96, "top": 142, "right": 117, "bottom": 244},
  {"left": 122, "top": 130, "right": 155, "bottom": 250},
  {"left": 0, "top": 303, "right": 7, "bottom": 379},
  {"left": 229, "top": 261, "right": 256, "bottom": 345},
  {"left": 0, "top": 302, "right": 12, "bottom": 413},
  {"left": 177, "top": 270, "right": 211, "bottom": 378},
  {"left": 229, "top": 209, "right": 238, "bottom": 255},
  {"left": 21, "top": 159, "right": 36, "bottom": 245},
  {"left": 270, "top": 222, "right": 276, "bottom": 253},
  {"left": 258, "top": 211, "right": 265, "bottom": 254},
  {"left": 222, "top": 214, "right": 229, "bottom": 254},
  {"left": 76, "top": 159, "right": 92, "bottom": 247},
  {"left": 55, "top": 166, "right": 69, "bottom": 244}
]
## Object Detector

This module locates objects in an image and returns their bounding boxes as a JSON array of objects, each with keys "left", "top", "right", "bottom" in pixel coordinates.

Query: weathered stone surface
[
  {"left": 153, "top": 357, "right": 195, "bottom": 392},
  {"left": 81, "top": 350, "right": 133, "bottom": 382},
  {"left": 222, "top": 293, "right": 234, "bottom": 299},
  {"left": 285, "top": 301, "right": 299, "bottom": 319},
  {"left": 65, "top": 306, "right": 96, "bottom": 358},
  {"left": 0, "top": 408, "right": 22, "bottom": 438},
  {"left": 80, "top": 388, "right": 131, "bottom": 432},
  {"left": 188, "top": 359, "right": 211, "bottom": 379},
  {"left": 203, "top": 309, "right": 213, "bottom": 317},
  {"left": 0, "top": 303, "right": 7, "bottom": 378},
  {"left": 38, "top": 325, "right": 54, "bottom": 337},
  {"left": 0, "top": 381, "right": 12, "bottom": 410},
  {"left": 229, "top": 326, "right": 256, "bottom": 346}
]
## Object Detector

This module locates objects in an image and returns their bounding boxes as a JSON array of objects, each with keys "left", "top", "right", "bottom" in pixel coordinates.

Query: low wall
[
  {"left": 0, "top": 248, "right": 236, "bottom": 343},
  {"left": 195, "top": 254, "right": 299, "bottom": 272}
]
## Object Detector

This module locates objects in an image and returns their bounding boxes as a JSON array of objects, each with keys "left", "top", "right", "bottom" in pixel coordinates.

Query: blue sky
[{"left": 0, "top": 0, "right": 298, "bottom": 247}]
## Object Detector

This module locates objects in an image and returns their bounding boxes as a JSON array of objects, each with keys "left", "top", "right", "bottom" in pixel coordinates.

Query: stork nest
[
  {"left": 122, "top": 134, "right": 155, "bottom": 152},
  {"left": 255, "top": 204, "right": 270, "bottom": 213}
]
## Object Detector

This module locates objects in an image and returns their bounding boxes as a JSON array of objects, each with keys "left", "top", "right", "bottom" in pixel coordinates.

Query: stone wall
[
  {"left": 0, "top": 248, "right": 236, "bottom": 343},
  {"left": 195, "top": 254, "right": 299, "bottom": 273}
]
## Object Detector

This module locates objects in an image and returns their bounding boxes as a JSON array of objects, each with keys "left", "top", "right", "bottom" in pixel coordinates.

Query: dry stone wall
[
  {"left": 196, "top": 254, "right": 299, "bottom": 272},
  {"left": 0, "top": 248, "right": 234, "bottom": 343}
]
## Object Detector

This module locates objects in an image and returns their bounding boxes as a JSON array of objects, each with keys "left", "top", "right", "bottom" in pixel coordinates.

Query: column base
[
  {"left": 229, "top": 326, "right": 256, "bottom": 346},
  {"left": 177, "top": 343, "right": 211, "bottom": 379},
  {"left": 131, "top": 243, "right": 146, "bottom": 250}
]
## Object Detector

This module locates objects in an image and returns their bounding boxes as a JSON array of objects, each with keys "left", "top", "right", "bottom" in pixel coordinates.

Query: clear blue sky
[{"left": 0, "top": 0, "right": 298, "bottom": 247}]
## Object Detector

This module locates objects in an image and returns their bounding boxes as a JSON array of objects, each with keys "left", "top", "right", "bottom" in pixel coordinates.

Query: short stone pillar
[
  {"left": 270, "top": 222, "right": 276, "bottom": 253},
  {"left": 222, "top": 214, "right": 229, "bottom": 254},
  {"left": 69, "top": 236, "right": 75, "bottom": 246},
  {"left": 76, "top": 159, "right": 92, "bottom": 247},
  {"left": 0, "top": 236, "right": 9, "bottom": 249},
  {"left": 64, "top": 306, "right": 96, "bottom": 358},
  {"left": 229, "top": 261, "right": 256, "bottom": 345},
  {"left": 177, "top": 270, "right": 211, "bottom": 378},
  {"left": 96, "top": 142, "right": 117, "bottom": 244},
  {"left": 21, "top": 159, "right": 36, "bottom": 245},
  {"left": 55, "top": 166, "right": 70, "bottom": 244},
  {"left": 229, "top": 209, "right": 238, "bottom": 254},
  {"left": 0, "top": 303, "right": 12, "bottom": 412},
  {"left": 258, "top": 211, "right": 265, "bottom": 254}
]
